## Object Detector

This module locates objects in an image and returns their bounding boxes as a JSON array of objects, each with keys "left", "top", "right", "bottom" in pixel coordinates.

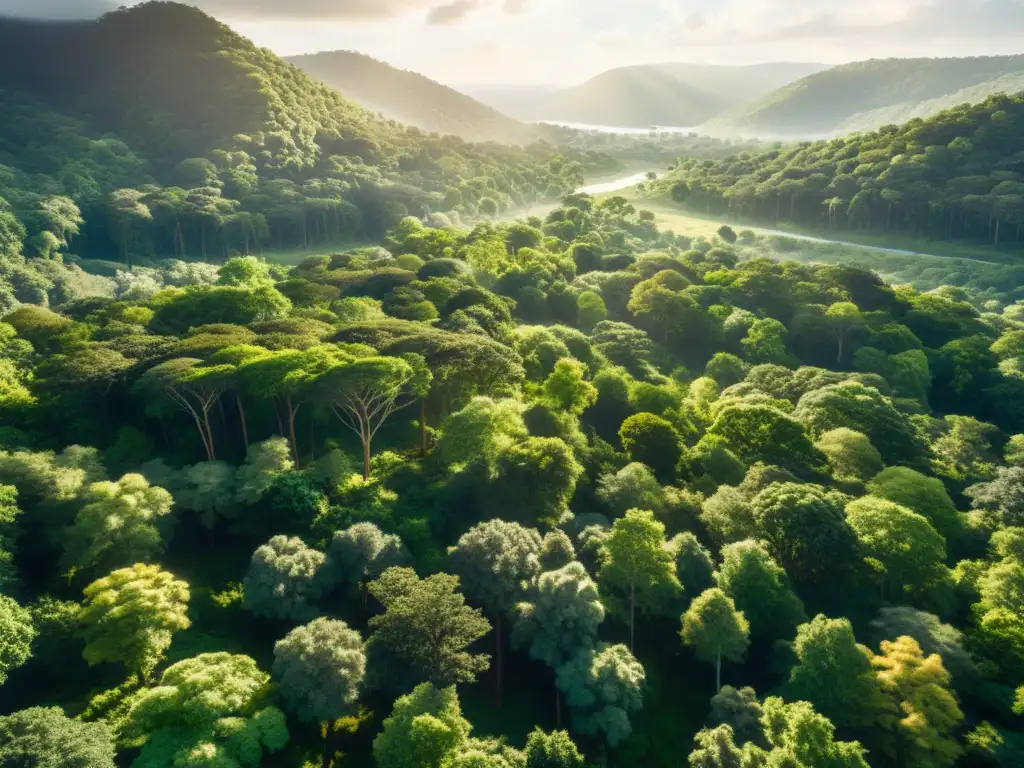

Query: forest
[
  {"left": 655, "top": 93, "right": 1024, "bottom": 250},
  {"left": 1, "top": 2, "right": 1024, "bottom": 768}
]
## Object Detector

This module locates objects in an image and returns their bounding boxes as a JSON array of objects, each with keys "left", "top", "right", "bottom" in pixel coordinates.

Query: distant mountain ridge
[
  {"left": 702, "top": 54, "right": 1024, "bottom": 138},
  {"left": 287, "top": 50, "right": 532, "bottom": 144},
  {"left": 466, "top": 62, "right": 826, "bottom": 128}
]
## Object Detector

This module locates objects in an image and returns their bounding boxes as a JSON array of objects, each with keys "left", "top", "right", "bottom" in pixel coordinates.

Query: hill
[
  {"left": 0, "top": 2, "right": 586, "bottom": 264},
  {"left": 470, "top": 62, "right": 825, "bottom": 127},
  {"left": 703, "top": 55, "right": 1024, "bottom": 138},
  {"left": 287, "top": 50, "right": 532, "bottom": 144},
  {"left": 653, "top": 91, "right": 1024, "bottom": 251}
]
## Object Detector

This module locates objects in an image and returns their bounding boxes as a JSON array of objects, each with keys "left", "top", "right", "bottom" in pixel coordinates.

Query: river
[{"left": 539, "top": 120, "right": 697, "bottom": 135}]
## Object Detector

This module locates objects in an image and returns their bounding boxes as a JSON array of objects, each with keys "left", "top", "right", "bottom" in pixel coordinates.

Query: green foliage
[
  {"left": 272, "top": 618, "right": 365, "bottom": 723},
  {"left": 242, "top": 536, "right": 328, "bottom": 622},
  {"left": 523, "top": 728, "right": 586, "bottom": 768},
  {"left": 61, "top": 473, "right": 174, "bottom": 578},
  {"left": 716, "top": 540, "right": 806, "bottom": 642},
  {"left": 784, "top": 615, "right": 891, "bottom": 730},
  {"left": 373, "top": 683, "right": 471, "bottom": 768},
  {"left": 0, "top": 594, "right": 35, "bottom": 685},
  {"left": 815, "top": 428, "right": 883, "bottom": 483},
  {"left": 543, "top": 358, "right": 597, "bottom": 416},
  {"left": 0, "top": 706, "right": 116, "bottom": 767},
  {"left": 125, "top": 652, "right": 288, "bottom": 767},
  {"left": 846, "top": 496, "right": 951, "bottom": 606},
  {"left": 513, "top": 562, "right": 604, "bottom": 669},
  {"left": 867, "top": 466, "right": 963, "bottom": 546},
  {"left": 619, "top": 413, "right": 682, "bottom": 481},
  {"left": 681, "top": 588, "right": 750, "bottom": 690},
  {"left": 78, "top": 563, "right": 191, "bottom": 680},
  {"left": 556, "top": 643, "right": 645, "bottom": 747},
  {"left": 367, "top": 567, "right": 491, "bottom": 688}
]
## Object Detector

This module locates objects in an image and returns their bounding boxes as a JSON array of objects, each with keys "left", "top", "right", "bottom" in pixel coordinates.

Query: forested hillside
[
  {"left": 2, "top": 171, "right": 1024, "bottom": 766},
  {"left": 288, "top": 51, "right": 532, "bottom": 144},
  {"left": 655, "top": 93, "right": 1024, "bottom": 249},
  {"left": 0, "top": 2, "right": 592, "bottom": 275},
  {"left": 704, "top": 55, "right": 1024, "bottom": 138},
  {"left": 473, "top": 62, "right": 824, "bottom": 127}
]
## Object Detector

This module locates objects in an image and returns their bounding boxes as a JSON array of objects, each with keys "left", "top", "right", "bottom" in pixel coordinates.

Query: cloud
[
  {"left": 427, "top": 0, "right": 480, "bottom": 24},
  {"left": 0, "top": 0, "right": 118, "bottom": 19}
]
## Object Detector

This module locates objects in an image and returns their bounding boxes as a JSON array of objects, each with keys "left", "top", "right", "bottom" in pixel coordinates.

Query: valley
[{"left": 0, "top": 3, "right": 1022, "bottom": 768}]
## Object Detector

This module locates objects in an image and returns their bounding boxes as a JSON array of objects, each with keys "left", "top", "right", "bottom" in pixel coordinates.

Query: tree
[
  {"left": 742, "top": 318, "right": 790, "bottom": 365},
  {"left": 597, "top": 462, "right": 669, "bottom": 519},
  {"left": 682, "top": 588, "right": 750, "bottom": 692},
  {"left": 688, "top": 725, "right": 750, "bottom": 768},
  {"left": 523, "top": 728, "right": 586, "bottom": 768},
  {"left": 576, "top": 291, "right": 608, "bottom": 332},
  {"left": 555, "top": 644, "right": 645, "bottom": 747},
  {"left": 709, "top": 686, "right": 764, "bottom": 747},
  {"left": 234, "top": 437, "right": 294, "bottom": 506},
  {"left": 784, "top": 615, "right": 891, "bottom": 730},
  {"left": 794, "top": 382, "right": 925, "bottom": 465},
  {"left": 272, "top": 618, "right": 364, "bottom": 766},
  {"left": 367, "top": 567, "right": 491, "bottom": 688},
  {"left": 78, "top": 563, "right": 190, "bottom": 680},
  {"left": 543, "top": 358, "right": 597, "bottom": 415},
  {"left": 135, "top": 358, "right": 230, "bottom": 461},
  {"left": 750, "top": 482, "right": 858, "bottom": 587},
  {"left": 708, "top": 404, "right": 825, "bottom": 476},
  {"left": 491, "top": 437, "right": 583, "bottom": 527},
  {"left": 826, "top": 302, "right": 866, "bottom": 364},
  {"left": 449, "top": 520, "right": 543, "bottom": 708},
  {"left": 540, "top": 530, "right": 575, "bottom": 571},
  {"left": 61, "top": 474, "right": 174, "bottom": 578},
  {"left": 671, "top": 532, "right": 716, "bottom": 597},
  {"left": 756, "top": 696, "right": 870, "bottom": 767},
  {"left": 867, "top": 467, "right": 963, "bottom": 548},
  {"left": 437, "top": 397, "right": 527, "bottom": 469},
  {"left": 619, "top": 413, "right": 682, "bottom": 481},
  {"left": 700, "top": 486, "right": 757, "bottom": 546},
  {"left": 0, "top": 707, "right": 116, "bottom": 767},
  {"left": 106, "top": 188, "right": 152, "bottom": 267},
  {"left": 869, "top": 606, "right": 977, "bottom": 682},
  {"left": 243, "top": 536, "right": 328, "bottom": 622},
  {"left": 872, "top": 636, "right": 963, "bottom": 768},
  {"left": 599, "top": 509, "right": 680, "bottom": 650},
  {"left": 513, "top": 562, "right": 605, "bottom": 668},
  {"left": 325, "top": 522, "right": 408, "bottom": 590},
  {"left": 815, "top": 428, "right": 883, "bottom": 483},
  {"left": 124, "top": 652, "right": 288, "bottom": 767},
  {"left": 373, "top": 683, "right": 471, "bottom": 768},
  {"left": 0, "top": 595, "right": 34, "bottom": 685},
  {"left": 716, "top": 540, "right": 806, "bottom": 642},
  {"left": 845, "top": 496, "right": 950, "bottom": 605},
  {"left": 965, "top": 466, "right": 1024, "bottom": 528},
  {"left": 315, "top": 352, "right": 431, "bottom": 479}
]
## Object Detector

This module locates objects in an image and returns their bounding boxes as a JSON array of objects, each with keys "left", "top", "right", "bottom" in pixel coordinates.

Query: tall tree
[
  {"left": 272, "top": 618, "right": 365, "bottom": 767},
  {"left": 681, "top": 588, "right": 750, "bottom": 692},
  {"left": 78, "top": 563, "right": 191, "bottom": 681},
  {"left": 599, "top": 509, "right": 680, "bottom": 650},
  {"left": 448, "top": 520, "right": 543, "bottom": 708},
  {"left": 0, "top": 707, "right": 116, "bottom": 768},
  {"left": 367, "top": 567, "right": 491, "bottom": 689},
  {"left": 0, "top": 595, "right": 35, "bottom": 685}
]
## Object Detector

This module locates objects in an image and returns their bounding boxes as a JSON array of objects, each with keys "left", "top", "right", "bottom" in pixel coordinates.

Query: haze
[{"left": 3, "top": 0, "right": 1023, "bottom": 85}]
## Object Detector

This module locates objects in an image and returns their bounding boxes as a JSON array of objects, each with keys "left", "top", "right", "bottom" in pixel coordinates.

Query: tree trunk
[
  {"left": 716, "top": 645, "right": 722, "bottom": 693},
  {"left": 630, "top": 580, "right": 636, "bottom": 652},
  {"left": 790, "top": 195, "right": 796, "bottom": 219},
  {"left": 321, "top": 721, "right": 334, "bottom": 768},
  {"left": 362, "top": 438, "right": 371, "bottom": 481},
  {"left": 836, "top": 331, "right": 843, "bottom": 364},
  {"left": 419, "top": 398, "right": 428, "bottom": 457},
  {"left": 286, "top": 394, "right": 300, "bottom": 467},
  {"left": 236, "top": 394, "right": 249, "bottom": 448},
  {"left": 495, "top": 614, "right": 504, "bottom": 709},
  {"left": 775, "top": 194, "right": 781, "bottom": 224},
  {"left": 202, "top": 407, "right": 216, "bottom": 461},
  {"left": 995, "top": 218, "right": 1001, "bottom": 247}
]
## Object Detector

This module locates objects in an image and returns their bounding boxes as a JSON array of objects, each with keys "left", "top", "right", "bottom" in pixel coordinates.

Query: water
[
  {"left": 577, "top": 172, "right": 655, "bottom": 195},
  {"left": 538, "top": 120, "right": 697, "bottom": 135}
]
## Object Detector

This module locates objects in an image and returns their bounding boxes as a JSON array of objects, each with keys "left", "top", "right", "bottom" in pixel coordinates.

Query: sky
[{"left": 3, "top": 0, "right": 1024, "bottom": 86}]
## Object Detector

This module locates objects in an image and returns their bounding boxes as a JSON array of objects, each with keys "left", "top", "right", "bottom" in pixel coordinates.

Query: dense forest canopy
[
  {"left": 2, "top": 2, "right": 1024, "bottom": 767},
  {"left": 653, "top": 93, "right": 1024, "bottom": 250}
]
